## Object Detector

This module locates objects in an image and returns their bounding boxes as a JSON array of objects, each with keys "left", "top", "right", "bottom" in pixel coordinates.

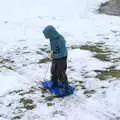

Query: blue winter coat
[{"left": 43, "top": 25, "right": 67, "bottom": 60}]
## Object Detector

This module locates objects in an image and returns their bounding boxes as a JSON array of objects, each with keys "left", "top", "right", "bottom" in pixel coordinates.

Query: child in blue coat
[{"left": 43, "top": 25, "right": 68, "bottom": 88}]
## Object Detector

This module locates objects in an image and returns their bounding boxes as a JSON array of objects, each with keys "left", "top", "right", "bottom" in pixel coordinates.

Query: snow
[
  {"left": 0, "top": 70, "right": 28, "bottom": 95},
  {"left": 0, "top": 0, "right": 120, "bottom": 120}
]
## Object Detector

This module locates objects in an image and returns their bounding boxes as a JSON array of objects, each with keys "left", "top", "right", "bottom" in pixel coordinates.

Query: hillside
[{"left": 0, "top": 0, "right": 120, "bottom": 120}]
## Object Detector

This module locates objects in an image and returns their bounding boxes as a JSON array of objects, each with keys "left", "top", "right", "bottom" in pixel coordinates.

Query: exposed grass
[
  {"left": 112, "top": 57, "right": 120, "bottom": 62},
  {"left": 7, "top": 103, "right": 13, "bottom": 107},
  {"left": 108, "top": 67, "right": 120, "bottom": 78},
  {"left": 45, "top": 96, "right": 57, "bottom": 101},
  {"left": 95, "top": 66, "right": 120, "bottom": 80},
  {"left": 47, "top": 103, "right": 53, "bottom": 107},
  {"left": 22, "top": 51, "right": 31, "bottom": 54},
  {"left": 80, "top": 44, "right": 104, "bottom": 53},
  {"left": 9, "top": 90, "right": 24, "bottom": 95},
  {"left": 11, "top": 116, "right": 21, "bottom": 120},
  {"left": 71, "top": 43, "right": 112, "bottom": 61},
  {"left": 68, "top": 66, "right": 75, "bottom": 71},
  {"left": 75, "top": 84, "right": 86, "bottom": 90},
  {"left": 96, "top": 73, "right": 109, "bottom": 80},
  {"left": 71, "top": 45, "right": 81, "bottom": 49},
  {"left": 71, "top": 43, "right": 105, "bottom": 52},
  {"left": 0, "top": 57, "right": 15, "bottom": 70},
  {"left": 40, "top": 48, "right": 51, "bottom": 53},
  {"left": 38, "top": 57, "right": 51, "bottom": 64},
  {"left": 93, "top": 53, "right": 111, "bottom": 61},
  {"left": 0, "top": 58, "right": 14, "bottom": 64},
  {"left": 36, "top": 50, "right": 43, "bottom": 55},
  {"left": 83, "top": 90, "right": 96, "bottom": 94},
  {"left": 80, "top": 85, "right": 86, "bottom": 90},
  {"left": 101, "top": 86, "right": 108, "bottom": 89},
  {"left": 19, "top": 98, "right": 36, "bottom": 110},
  {"left": 19, "top": 89, "right": 35, "bottom": 96},
  {"left": 0, "top": 65, "right": 15, "bottom": 70},
  {"left": 83, "top": 90, "right": 96, "bottom": 98},
  {"left": 71, "top": 80, "right": 86, "bottom": 90},
  {"left": 18, "top": 87, "right": 36, "bottom": 96}
]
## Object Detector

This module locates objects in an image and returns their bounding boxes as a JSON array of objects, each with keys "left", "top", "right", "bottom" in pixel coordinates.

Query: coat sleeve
[{"left": 52, "top": 39, "right": 66, "bottom": 59}]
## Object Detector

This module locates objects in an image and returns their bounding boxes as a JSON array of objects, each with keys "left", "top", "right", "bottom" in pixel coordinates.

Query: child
[{"left": 43, "top": 25, "right": 68, "bottom": 88}]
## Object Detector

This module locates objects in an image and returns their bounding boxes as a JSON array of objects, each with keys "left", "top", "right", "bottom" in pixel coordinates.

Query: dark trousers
[{"left": 51, "top": 58, "right": 68, "bottom": 83}]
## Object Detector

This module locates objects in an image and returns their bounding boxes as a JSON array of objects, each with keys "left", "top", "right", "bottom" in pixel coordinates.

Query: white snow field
[{"left": 0, "top": 0, "right": 120, "bottom": 120}]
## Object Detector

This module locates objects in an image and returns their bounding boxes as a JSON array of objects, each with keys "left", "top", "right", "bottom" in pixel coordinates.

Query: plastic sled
[{"left": 41, "top": 80, "right": 75, "bottom": 97}]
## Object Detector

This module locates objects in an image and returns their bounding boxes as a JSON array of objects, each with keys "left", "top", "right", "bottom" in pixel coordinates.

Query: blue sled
[{"left": 41, "top": 80, "right": 75, "bottom": 97}]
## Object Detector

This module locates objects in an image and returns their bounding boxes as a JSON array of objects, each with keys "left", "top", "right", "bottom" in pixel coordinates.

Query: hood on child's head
[{"left": 43, "top": 25, "right": 60, "bottom": 40}]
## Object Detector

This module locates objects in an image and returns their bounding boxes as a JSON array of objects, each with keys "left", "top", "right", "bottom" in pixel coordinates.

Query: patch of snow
[{"left": 0, "top": 70, "right": 28, "bottom": 96}]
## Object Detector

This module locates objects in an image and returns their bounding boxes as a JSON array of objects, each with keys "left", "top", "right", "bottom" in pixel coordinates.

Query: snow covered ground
[{"left": 0, "top": 0, "right": 120, "bottom": 120}]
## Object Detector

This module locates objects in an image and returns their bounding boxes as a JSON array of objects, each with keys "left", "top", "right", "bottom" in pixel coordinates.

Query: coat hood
[{"left": 43, "top": 25, "right": 60, "bottom": 40}]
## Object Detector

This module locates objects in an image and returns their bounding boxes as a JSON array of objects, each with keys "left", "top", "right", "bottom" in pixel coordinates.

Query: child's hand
[{"left": 48, "top": 53, "right": 52, "bottom": 59}]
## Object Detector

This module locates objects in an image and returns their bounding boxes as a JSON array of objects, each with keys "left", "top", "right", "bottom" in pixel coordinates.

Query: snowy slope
[{"left": 0, "top": 0, "right": 120, "bottom": 120}]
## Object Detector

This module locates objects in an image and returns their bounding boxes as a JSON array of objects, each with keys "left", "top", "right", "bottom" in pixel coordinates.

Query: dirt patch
[{"left": 98, "top": 0, "right": 120, "bottom": 16}]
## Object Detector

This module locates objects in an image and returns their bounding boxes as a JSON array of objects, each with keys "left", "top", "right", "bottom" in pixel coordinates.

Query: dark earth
[{"left": 99, "top": 0, "right": 120, "bottom": 16}]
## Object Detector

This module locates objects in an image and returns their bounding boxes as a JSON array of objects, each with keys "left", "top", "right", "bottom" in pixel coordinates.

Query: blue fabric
[
  {"left": 42, "top": 80, "right": 75, "bottom": 97},
  {"left": 43, "top": 25, "right": 68, "bottom": 60}
]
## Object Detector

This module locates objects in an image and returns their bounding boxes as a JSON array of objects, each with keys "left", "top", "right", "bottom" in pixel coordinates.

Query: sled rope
[{"left": 43, "top": 61, "right": 50, "bottom": 81}]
